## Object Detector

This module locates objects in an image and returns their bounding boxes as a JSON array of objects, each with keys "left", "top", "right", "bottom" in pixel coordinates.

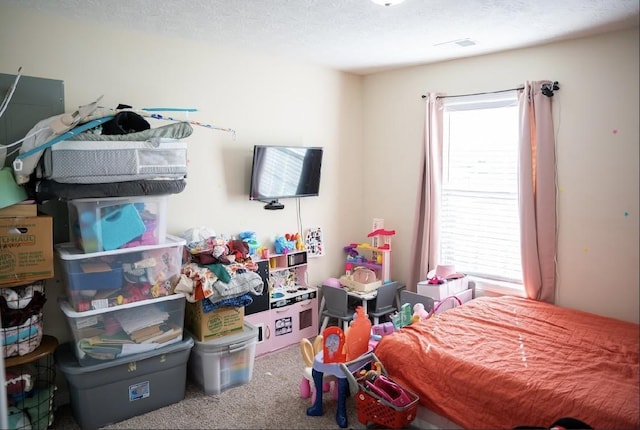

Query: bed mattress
[
  {"left": 374, "top": 296, "right": 639, "bottom": 429},
  {"left": 37, "top": 122, "right": 192, "bottom": 184},
  {"left": 32, "top": 178, "right": 187, "bottom": 203}
]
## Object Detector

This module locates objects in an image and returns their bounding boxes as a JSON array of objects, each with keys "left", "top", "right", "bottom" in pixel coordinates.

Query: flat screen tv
[{"left": 249, "top": 145, "right": 323, "bottom": 210}]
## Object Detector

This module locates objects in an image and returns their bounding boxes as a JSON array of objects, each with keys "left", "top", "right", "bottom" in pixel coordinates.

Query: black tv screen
[{"left": 249, "top": 145, "right": 323, "bottom": 201}]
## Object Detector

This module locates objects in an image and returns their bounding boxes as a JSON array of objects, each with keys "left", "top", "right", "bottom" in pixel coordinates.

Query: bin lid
[
  {"left": 58, "top": 293, "right": 185, "bottom": 318},
  {"left": 55, "top": 234, "right": 186, "bottom": 260},
  {"left": 56, "top": 336, "right": 194, "bottom": 374},
  {"left": 187, "top": 321, "right": 258, "bottom": 351}
]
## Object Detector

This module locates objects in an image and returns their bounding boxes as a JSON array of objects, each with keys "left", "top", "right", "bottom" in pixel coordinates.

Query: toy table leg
[
  {"left": 336, "top": 378, "right": 349, "bottom": 428},
  {"left": 306, "top": 368, "right": 325, "bottom": 417},
  {"left": 306, "top": 368, "right": 349, "bottom": 428}
]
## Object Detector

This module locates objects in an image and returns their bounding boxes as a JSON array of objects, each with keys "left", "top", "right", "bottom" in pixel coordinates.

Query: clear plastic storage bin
[
  {"left": 187, "top": 322, "right": 258, "bottom": 394},
  {"left": 55, "top": 235, "right": 185, "bottom": 312},
  {"left": 67, "top": 195, "right": 168, "bottom": 253},
  {"left": 59, "top": 294, "right": 186, "bottom": 366}
]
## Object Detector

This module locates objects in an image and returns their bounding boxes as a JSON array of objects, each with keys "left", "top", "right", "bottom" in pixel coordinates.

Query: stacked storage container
[
  {"left": 56, "top": 337, "right": 193, "bottom": 430},
  {"left": 56, "top": 197, "right": 193, "bottom": 428},
  {"left": 7, "top": 107, "right": 194, "bottom": 427},
  {"left": 56, "top": 196, "right": 188, "bottom": 356},
  {"left": 187, "top": 321, "right": 258, "bottom": 394}
]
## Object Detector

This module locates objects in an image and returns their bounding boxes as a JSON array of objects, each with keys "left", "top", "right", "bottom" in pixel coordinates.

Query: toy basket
[{"left": 340, "top": 352, "right": 419, "bottom": 429}]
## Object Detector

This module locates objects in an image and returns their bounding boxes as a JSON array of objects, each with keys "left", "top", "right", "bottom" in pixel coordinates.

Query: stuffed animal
[{"left": 410, "top": 303, "right": 430, "bottom": 325}]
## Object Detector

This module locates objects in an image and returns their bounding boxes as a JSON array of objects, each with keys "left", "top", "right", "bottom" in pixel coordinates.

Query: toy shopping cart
[{"left": 340, "top": 352, "right": 419, "bottom": 429}]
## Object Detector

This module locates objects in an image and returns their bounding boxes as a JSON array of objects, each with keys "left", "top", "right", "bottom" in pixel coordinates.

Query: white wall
[
  {"left": 362, "top": 28, "right": 640, "bottom": 323},
  {"left": 0, "top": 5, "right": 365, "bottom": 343}
]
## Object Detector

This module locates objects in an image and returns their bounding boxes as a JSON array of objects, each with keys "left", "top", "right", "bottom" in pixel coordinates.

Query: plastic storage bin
[
  {"left": 187, "top": 321, "right": 258, "bottom": 394},
  {"left": 55, "top": 235, "right": 185, "bottom": 312},
  {"left": 56, "top": 336, "right": 193, "bottom": 430},
  {"left": 59, "top": 294, "right": 186, "bottom": 366},
  {"left": 67, "top": 195, "right": 168, "bottom": 253}
]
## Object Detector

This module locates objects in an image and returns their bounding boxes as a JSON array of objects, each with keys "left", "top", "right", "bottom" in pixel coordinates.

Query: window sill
[{"left": 469, "top": 276, "right": 526, "bottom": 298}]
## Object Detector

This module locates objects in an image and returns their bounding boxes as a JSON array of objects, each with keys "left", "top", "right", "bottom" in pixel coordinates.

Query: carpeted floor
[{"left": 51, "top": 343, "right": 367, "bottom": 429}]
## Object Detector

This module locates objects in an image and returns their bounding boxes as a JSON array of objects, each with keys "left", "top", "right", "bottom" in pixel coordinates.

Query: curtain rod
[
  {"left": 421, "top": 86, "right": 523, "bottom": 99},
  {"left": 421, "top": 81, "right": 559, "bottom": 99}
]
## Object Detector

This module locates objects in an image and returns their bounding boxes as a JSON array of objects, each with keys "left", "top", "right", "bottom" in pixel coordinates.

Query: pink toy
[
  {"left": 371, "top": 322, "right": 395, "bottom": 337},
  {"left": 323, "top": 277, "right": 342, "bottom": 288}
]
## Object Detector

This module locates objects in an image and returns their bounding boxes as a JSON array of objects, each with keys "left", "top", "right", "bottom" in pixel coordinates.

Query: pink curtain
[
  {"left": 517, "top": 81, "right": 557, "bottom": 302},
  {"left": 408, "top": 94, "right": 444, "bottom": 292}
]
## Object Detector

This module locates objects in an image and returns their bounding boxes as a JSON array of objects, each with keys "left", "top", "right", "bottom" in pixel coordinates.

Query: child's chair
[
  {"left": 299, "top": 335, "right": 338, "bottom": 403},
  {"left": 368, "top": 281, "right": 400, "bottom": 324},
  {"left": 400, "top": 289, "right": 435, "bottom": 313},
  {"left": 319, "top": 284, "right": 356, "bottom": 332}
]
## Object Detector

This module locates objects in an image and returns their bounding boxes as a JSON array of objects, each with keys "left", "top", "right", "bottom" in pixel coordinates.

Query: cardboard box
[
  {"left": 0, "top": 216, "right": 54, "bottom": 287},
  {"left": 417, "top": 276, "right": 469, "bottom": 300},
  {"left": 185, "top": 303, "right": 244, "bottom": 342},
  {"left": 0, "top": 204, "right": 37, "bottom": 218}
]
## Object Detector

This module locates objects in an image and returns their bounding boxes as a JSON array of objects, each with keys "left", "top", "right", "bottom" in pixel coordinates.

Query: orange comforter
[{"left": 375, "top": 296, "right": 639, "bottom": 429}]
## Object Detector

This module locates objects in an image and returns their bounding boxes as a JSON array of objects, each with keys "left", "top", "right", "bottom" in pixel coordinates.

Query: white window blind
[{"left": 440, "top": 93, "right": 523, "bottom": 284}]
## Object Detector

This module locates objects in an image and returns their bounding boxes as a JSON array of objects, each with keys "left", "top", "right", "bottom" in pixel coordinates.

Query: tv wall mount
[{"left": 263, "top": 200, "right": 285, "bottom": 210}]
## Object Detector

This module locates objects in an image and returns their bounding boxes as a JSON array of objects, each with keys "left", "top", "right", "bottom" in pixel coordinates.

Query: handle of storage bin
[{"left": 227, "top": 343, "right": 246, "bottom": 354}]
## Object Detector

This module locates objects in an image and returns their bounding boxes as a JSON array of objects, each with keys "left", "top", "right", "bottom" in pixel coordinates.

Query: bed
[{"left": 374, "top": 295, "right": 639, "bottom": 429}]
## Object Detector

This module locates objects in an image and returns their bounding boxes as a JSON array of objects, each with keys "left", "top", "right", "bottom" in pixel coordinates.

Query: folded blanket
[
  {"left": 203, "top": 293, "right": 254, "bottom": 312},
  {"left": 213, "top": 270, "right": 263, "bottom": 298}
]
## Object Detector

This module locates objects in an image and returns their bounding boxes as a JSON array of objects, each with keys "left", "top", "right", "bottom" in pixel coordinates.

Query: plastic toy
[
  {"left": 238, "top": 231, "right": 260, "bottom": 255},
  {"left": 274, "top": 235, "right": 296, "bottom": 254},
  {"left": 345, "top": 306, "right": 372, "bottom": 361},
  {"left": 299, "top": 335, "right": 338, "bottom": 403},
  {"left": 284, "top": 232, "right": 305, "bottom": 250},
  {"left": 369, "top": 322, "right": 395, "bottom": 349},
  {"left": 391, "top": 303, "right": 414, "bottom": 329},
  {"left": 342, "top": 220, "right": 395, "bottom": 285},
  {"left": 371, "top": 322, "right": 395, "bottom": 337},
  {"left": 307, "top": 327, "right": 352, "bottom": 428},
  {"left": 323, "top": 326, "right": 347, "bottom": 364}
]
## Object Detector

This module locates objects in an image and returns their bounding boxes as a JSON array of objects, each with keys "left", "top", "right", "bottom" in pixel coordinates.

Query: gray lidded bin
[
  {"left": 187, "top": 321, "right": 258, "bottom": 394},
  {"left": 56, "top": 336, "right": 193, "bottom": 430}
]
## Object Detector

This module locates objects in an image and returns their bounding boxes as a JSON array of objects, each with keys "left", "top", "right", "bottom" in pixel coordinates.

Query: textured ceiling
[{"left": 5, "top": 0, "right": 639, "bottom": 74}]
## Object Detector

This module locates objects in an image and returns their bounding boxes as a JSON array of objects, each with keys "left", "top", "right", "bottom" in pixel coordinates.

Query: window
[{"left": 440, "top": 93, "right": 523, "bottom": 285}]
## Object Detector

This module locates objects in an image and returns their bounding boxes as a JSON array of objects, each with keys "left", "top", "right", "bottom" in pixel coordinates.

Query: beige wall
[
  {"left": 1, "top": 2, "right": 637, "bottom": 351},
  {"left": 0, "top": 5, "right": 365, "bottom": 343},
  {"left": 362, "top": 28, "right": 639, "bottom": 323}
]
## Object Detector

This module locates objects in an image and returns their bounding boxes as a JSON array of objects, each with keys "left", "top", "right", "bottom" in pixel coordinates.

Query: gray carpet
[{"left": 52, "top": 344, "right": 367, "bottom": 429}]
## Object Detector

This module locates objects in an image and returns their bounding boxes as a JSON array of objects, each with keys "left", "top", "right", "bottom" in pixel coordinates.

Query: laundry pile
[{"left": 175, "top": 227, "right": 264, "bottom": 309}]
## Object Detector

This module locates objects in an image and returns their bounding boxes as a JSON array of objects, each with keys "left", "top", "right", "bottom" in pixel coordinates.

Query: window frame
[{"left": 439, "top": 92, "right": 525, "bottom": 293}]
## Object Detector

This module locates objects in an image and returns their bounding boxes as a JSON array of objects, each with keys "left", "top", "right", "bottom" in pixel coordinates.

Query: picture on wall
[{"left": 305, "top": 227, "right": 324, "bottom": 257}]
